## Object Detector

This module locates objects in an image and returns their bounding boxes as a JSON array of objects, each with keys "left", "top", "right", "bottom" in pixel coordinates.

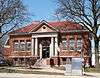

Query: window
[
  {"left": 66, "top": 58, "right": 72, "bottom": 64},
  {"left": 26, "top": 40, "right": 31, "bottom": 51},
  {"left": 42, "top": 25, "right": 47, "bottom": 32},
  {"left": 62, "top": 58, "right": 72, "bottom": 65},
  {"left": 13, "top": 40, "right": 31, "bottom": 52},
  {"left": 77, "top": 38, "right": 82, "bottom": 51},
  {"left": 20, "top": 58, "right": 24, "bottom": 61},
  {"left": 62, "top": 40, "right": 67, "bottom": 50},
  {"left": 62, "top": 58, "right": 66, "bottom": 61},
  {"left": 69, "top": 38, "right": 75, "bottom": 51},
  {"left": 43, "top": 26, "right": 46, "bottom": 29},
  {"left": 14, "top": 58, "right": 18, "bottom": 61},
  {"left": 14, "top": 40, "right": 19, "bottom": 51},
  {"left": 20, "top": 40, "right": 25, "bottom": 51},
  {"left": 62, "top": 58, "right": 66, "bottom": 65}
]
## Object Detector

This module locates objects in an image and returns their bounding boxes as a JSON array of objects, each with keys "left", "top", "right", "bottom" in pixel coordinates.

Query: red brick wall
[
  {"left": 5, "top": 34, "right": 32, "bottom": 58},
  {"left": 4, "top": 47, "right": 11, "bottom": 59},
  {"left": 59, "top": 51, "right": 81, "bottom": 57}
]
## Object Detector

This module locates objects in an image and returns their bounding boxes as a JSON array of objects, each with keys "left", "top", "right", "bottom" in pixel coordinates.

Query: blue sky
[{"left": 23, "top": 0, "right": 57, "bottom": 22}]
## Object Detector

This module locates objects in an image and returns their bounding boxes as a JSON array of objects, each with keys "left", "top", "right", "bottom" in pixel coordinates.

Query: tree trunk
[{"left": 94, "top": 38, "right": 99, "bottom": 69}]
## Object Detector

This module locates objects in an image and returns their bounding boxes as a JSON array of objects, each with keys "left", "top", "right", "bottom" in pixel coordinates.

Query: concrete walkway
[
  {"left": 0, "top": 67, "right": 99, "bottom": 78},
  {"left": 0, "top": 72, "right": 99, "bottom": 78}
]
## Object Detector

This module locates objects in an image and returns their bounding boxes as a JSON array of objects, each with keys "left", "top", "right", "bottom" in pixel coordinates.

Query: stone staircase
[{"left": 33, "top": 58, "right": 49, "bottom": 68}]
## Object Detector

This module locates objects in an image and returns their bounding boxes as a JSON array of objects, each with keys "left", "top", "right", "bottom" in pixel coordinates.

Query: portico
[{"left": 31, "top": 32, "right": 58, "bottom": 59}]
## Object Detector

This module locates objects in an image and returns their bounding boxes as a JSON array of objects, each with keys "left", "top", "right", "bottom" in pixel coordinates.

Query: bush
[{"left": 5, "top": 59, "right": 13, "bottom": 66}]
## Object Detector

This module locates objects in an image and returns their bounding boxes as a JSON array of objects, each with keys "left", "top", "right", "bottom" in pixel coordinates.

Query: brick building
[{"left": 4, "top": 20, "right": 91, "bottom": 66}]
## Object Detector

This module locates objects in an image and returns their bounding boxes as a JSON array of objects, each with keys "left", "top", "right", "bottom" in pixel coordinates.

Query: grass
[
  {"left": 0, "top": 67, "right": 20, "bottom": 73},
  {"left": 0, "top": 67, "right": 64, "bottom": 75},
  {"left": 54, "top": 66, "right": 100, "bottom": 73},
  {"left": 85, "top": 67, "right": 100, "bottom": 73},
  {"left": 1, "top": 66, "right": 99, "bottom": 75}
]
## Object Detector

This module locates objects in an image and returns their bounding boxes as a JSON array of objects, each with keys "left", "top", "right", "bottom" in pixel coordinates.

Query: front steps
[{"left": 33, "top": 58, "right": 49, "bottom": 68}]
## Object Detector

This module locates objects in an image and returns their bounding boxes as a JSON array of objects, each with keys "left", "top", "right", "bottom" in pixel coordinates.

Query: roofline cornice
[
  {"left": 9, "top": 32, "right": 31, "bottom": 36},
  {"left": 9, "top": 29, "right": 89, "bottom": 36},
  {"left": 61, "top": 30, "right": 89, "bottom": 33}
]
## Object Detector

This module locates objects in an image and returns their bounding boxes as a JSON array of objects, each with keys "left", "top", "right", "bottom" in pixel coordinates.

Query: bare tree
[
  {"left": 0, "top": 0, "right": 28, "bottom": 65},
  {"left": 0, "top": 0, "right": 27, "bottom": 38},
  {"left": 55, "top": 0, "right": 100, "bottom": 68}
]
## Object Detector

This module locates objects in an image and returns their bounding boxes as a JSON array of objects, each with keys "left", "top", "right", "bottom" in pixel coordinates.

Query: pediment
[
  {"left": 36, "top": 24, "right": 56, "bottom": 32},
  {"left": 31, "top": 20, "right": 57, "bottom": 33}
]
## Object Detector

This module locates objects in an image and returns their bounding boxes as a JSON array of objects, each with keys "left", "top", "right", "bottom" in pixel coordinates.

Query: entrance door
[
  {"left": 42, "top": 46, "right": 49, "bottom": 58},
  {"left": 39, "top": 37, "right": 50, "bottom": 58}
]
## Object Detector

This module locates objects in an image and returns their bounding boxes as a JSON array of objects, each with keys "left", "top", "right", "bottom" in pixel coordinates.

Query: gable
[
  {"left": 31, "top": 20, "right": 57, "bottom": 33},
  {"left": 36, "top": 24, "right": 56, "bottom": 32}
]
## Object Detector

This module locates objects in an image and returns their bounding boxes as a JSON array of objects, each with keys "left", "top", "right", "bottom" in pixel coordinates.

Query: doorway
[
  {"left": 39, "top": 37, "right": 51, "bottom": 58},
  {"left": 42, "top": 46, "right": 50, "bottom": 58}
]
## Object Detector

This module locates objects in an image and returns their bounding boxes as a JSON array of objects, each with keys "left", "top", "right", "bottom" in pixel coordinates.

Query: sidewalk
[
  {"left": 0, "top": 67, "right": 99, "bottom": 78},
  {"left": 0, "top": 72, "right": 99, "bottom": 78}
]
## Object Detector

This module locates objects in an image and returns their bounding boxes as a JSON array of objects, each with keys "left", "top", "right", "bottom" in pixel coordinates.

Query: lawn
[
  {"left": 0, "top": 67, "right": 64, "bottom": 75},
  {"left": 85, "top": 67, "right": 100, "bottom": 73},
  {"left": 0, "top": 66, "right": 99, "bottom": 75}
]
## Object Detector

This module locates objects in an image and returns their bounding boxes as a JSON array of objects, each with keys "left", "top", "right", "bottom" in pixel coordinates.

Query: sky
[
  {"left": 23, "top": 0, "right": 58, "bottom": 22},
  {"left": 21, "top": 0, "right": 100, "bottom": 35}
]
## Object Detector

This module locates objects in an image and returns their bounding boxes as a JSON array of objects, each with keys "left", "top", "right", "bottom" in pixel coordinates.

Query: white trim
[
  {"left": 39, "top": 44, "right": 42, "bottom": 59},
  {"left": 55, "top": 37, "right": 58, "bottom": 56},
  {"left": 50, "top": 37, "right": 54, "bottom": 58},
  {"left": 32, "top": 33, "right": 58, "bottom": 38},
  {"left": 62, "top": 50, "right": 69, "bottom": 51},
  {"left": 9, "top": 56, "right": 39, "bottom": 58},
  {"left": 59, "top": 56, "right": 81, "bottom": 57},
  {"left": 13, "top": 51, "right": 31, "bottom": 52},
  {"left": 4, "top": 45, "right": 10, "bottom": 48},
  {"left": 31, "top": 38, "right": 34, "bottom": 55},
  {"left": 4, "top": 36, "right": 9, "bottom": 45},
  {"left": 35, "top": 38, "right": 38, "bottom": 56},
  {"left": 59, "top": 56, "right": 90, "bottom": 58}
]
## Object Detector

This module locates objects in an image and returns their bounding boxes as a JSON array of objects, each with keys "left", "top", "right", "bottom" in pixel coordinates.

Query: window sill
[
  {"left": 62, "top": 50, "right": 68, "bottom": 51},
  {"left": 62, "top": 50, "right": 75, "bottom": 51},
  {"left": 13, "top": 51, "right": 31, "bottom": 52}
]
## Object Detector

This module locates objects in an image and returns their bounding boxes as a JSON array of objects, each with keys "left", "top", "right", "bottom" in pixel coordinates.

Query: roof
[
  {"left": 48, "top": 21, "right": 85, "bottom": 33},
  {"left": 10, "top": 20, "right": 87, "bottom": 34}
]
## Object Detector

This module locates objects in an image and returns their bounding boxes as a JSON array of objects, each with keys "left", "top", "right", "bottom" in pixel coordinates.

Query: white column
[
  {"left": 50, "top": 44, "right": 52, "bottom": 58},
  {"left": 35, "top": 38, "right": 38, "bottom": 56},
  {"left": 55, "top": 37, "right": 58, "bottom": 56},
  {"left": 50, "top": 37, "right": 54, "bottom": 58},
  {"left": 39, "top": 44, "right": 42, "bottom": 59},
  {"left": 31, "top": 38, "right": 34, "bottom": 56}
]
